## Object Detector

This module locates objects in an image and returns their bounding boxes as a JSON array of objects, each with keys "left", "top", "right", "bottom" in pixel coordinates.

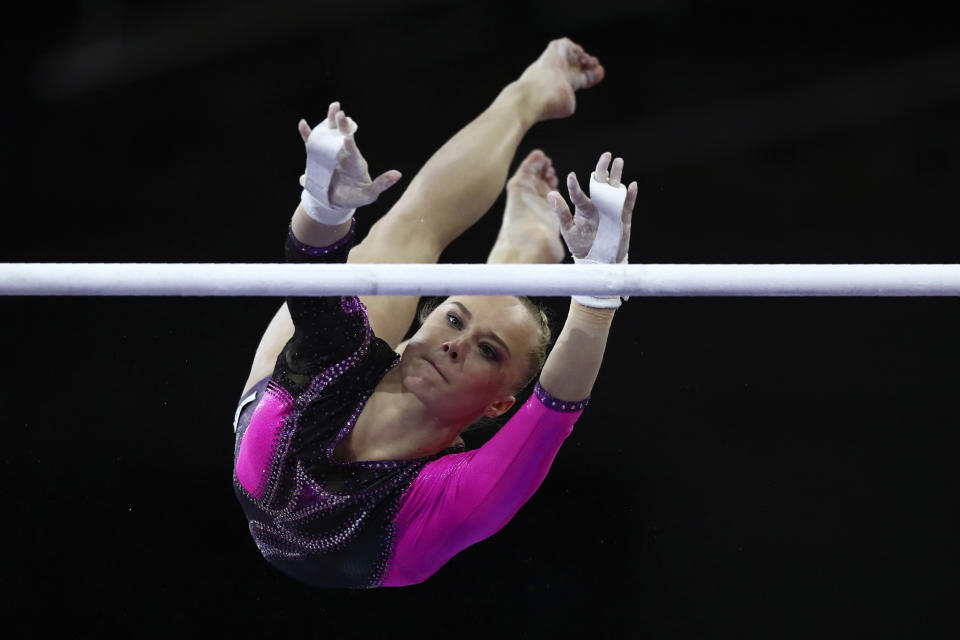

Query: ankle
[{"left": 495, "top": 80, "right": 542, "bottom": 128}]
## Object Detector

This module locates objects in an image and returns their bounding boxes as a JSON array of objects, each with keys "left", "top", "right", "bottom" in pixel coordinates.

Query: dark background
[{"left": 3, "top": 1, "right": 958, "bottom": 636}]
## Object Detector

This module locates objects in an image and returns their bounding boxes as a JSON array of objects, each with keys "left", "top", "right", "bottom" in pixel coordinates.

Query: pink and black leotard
[{"left": 232, "top": 221, "right": 589, "bottom": 588}]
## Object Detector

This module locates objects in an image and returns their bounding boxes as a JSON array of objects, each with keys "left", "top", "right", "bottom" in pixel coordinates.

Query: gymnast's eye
[
  {"left": 479, "top": 343, "right": 499, "bottom": 360},
  {"left": 446, "top": 313, "right": 462, "bottom": 329}
]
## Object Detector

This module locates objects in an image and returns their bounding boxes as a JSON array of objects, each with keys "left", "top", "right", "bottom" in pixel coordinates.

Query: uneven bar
[{"left": 2, "top": 263, "right": 960, "bottom": 296}]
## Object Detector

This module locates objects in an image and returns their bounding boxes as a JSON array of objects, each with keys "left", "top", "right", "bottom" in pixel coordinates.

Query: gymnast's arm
[
  {"left": 540, "top": 152, "right": 637, "bottom": 401},
  {"left": 290, "top": 203, "right": 353, "bottom": 248},
  {"left": 539, "top": 301, "right": 615, "bottom": 399},
  {"left": 278, "top": 103, "right": 401, "bottom": 386}
]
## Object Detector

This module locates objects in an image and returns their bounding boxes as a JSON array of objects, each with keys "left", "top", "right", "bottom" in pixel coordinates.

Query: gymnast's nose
[{"left": 442, "top": 340, "right": 460, "bottom": 360}]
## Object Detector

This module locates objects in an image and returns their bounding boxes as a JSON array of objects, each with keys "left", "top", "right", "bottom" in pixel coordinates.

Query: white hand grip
[
  {"left": 299, "top": 116, "right": 358, "bottom": 224},
  {"left": 583, "top": 172, "right": 627, "bottom": 264}
]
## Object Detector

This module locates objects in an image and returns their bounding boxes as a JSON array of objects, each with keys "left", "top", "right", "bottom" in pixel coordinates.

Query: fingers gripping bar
[{"left": 299, "top": 116, "right": 359, "bottom": 225}]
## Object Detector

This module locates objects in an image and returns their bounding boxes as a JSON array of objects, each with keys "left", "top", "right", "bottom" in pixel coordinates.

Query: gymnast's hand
[
  {"left": 298, "top": 101, "right": 402, "bottom": 222},
  {"left": 547, "top": 152, "right": 637, "bottom": 264}
]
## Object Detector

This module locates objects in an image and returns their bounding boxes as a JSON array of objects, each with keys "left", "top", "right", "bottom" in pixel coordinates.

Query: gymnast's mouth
[{"left": 425, "top": 358, "right": 447, "bottom": 382}]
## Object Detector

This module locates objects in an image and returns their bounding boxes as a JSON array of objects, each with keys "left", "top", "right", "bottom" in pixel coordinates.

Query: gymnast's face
[{"left": 401, "top": 296, "right": 536, "bottom": 424}]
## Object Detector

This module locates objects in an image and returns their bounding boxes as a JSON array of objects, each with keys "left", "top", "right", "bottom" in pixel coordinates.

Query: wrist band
[
  {"left": 300, "top": 189, "right": 355, "bottom": 225},
  {"left": 572, "top": 294, "right": 622, "bottom": 309},
  {"left": 572, "top": 258, "right": 622, "bottom": 309}
]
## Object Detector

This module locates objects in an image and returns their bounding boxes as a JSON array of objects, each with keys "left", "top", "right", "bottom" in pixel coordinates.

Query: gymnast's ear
[{"left": 485, "top": 396, "right": 516, "bottom": 418}]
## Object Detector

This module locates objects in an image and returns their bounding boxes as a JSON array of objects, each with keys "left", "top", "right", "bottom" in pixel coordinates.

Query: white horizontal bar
[{"left": 2, "top": 263, "right": 960, "bottom": 297}]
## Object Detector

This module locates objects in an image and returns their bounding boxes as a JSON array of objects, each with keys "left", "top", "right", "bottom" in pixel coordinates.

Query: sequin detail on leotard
[
  {"left": 234, "top": 380, "right": 295, "bottom": 500},
  {"left": 237, "top": 302, "right": 373, "bottom": 539},
  {"left": 286, "top": 218, "right": 356, "bottom": 255},
  {"left": 533, "top": 381, "right": 590, "bottom": 412}
]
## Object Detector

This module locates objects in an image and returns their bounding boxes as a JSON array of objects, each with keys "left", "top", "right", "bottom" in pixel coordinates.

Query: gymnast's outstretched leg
[{"left": 349, "top": 37, "right": 604, "bottom": 348}]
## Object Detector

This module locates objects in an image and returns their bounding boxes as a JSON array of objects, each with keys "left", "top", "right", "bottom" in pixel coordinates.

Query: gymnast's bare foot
[
  {"left": 488, "top": 150, "right": 565, "bottom": 264},
  {"left": 517, "top": 37, "right": 605, "bottom": 121}
]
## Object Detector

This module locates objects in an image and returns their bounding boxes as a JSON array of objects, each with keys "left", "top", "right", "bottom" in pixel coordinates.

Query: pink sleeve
[{"left": 380, "top": 383, "right": 588, "bottom": 587}]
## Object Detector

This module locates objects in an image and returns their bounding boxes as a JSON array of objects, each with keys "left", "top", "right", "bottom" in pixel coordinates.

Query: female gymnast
[{"left": 232, "top": 38, "right": 638, "bottom": 588}]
